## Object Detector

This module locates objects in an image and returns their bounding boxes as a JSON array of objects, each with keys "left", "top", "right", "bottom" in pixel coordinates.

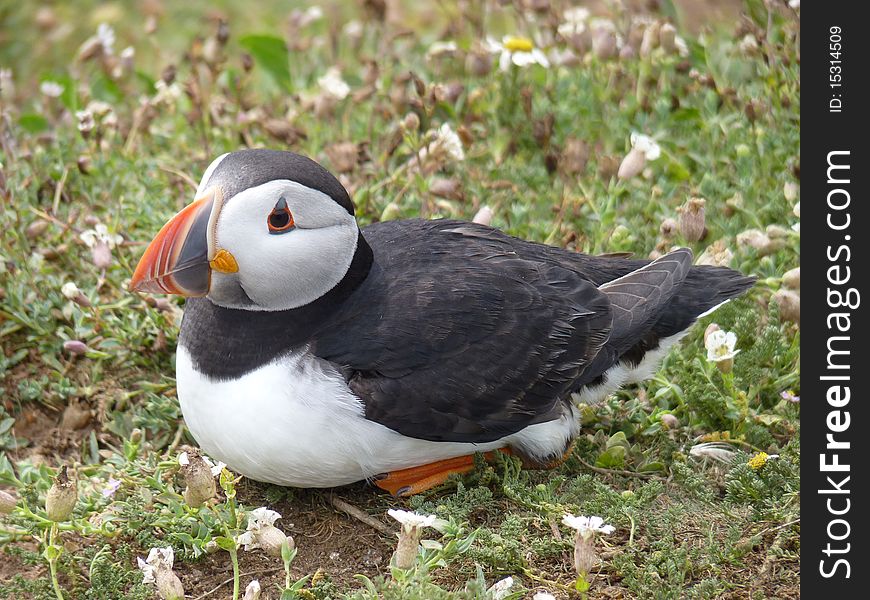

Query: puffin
[{"left": 130, "top": 149, "right": 754, "bottom": 496}]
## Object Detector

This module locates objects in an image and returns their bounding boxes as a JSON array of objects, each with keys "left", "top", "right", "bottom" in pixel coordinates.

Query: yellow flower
[
  {"left": 503, "top": 36, "right": 534, "bottom": 52},
  {"left": 747, "top": 451, "right": 778, "bottom": 470}
]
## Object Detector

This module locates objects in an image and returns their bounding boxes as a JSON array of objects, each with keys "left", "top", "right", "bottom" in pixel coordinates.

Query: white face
[{"left": 206, "top": 178, "right": 359, "bottom": 311}]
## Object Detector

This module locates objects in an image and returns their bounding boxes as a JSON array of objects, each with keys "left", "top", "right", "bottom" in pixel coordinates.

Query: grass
[{"left": 1, "top": 0, "right": 800, "bottom": 598}]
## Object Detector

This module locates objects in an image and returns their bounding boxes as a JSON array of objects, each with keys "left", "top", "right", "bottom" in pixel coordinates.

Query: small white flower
[
  {"left": 558, "top": 7, "right": 590, "bottom": 37},
  {"left": 533, "top": 593, "right": 557, "bottom": 600},
  {"left": 86, "top": 100, "right": 114, "bottom": 117},
  {"left": 783, "top": 181, "right": 798, "bottom": 202},
  {"left": 427, "top": 40, "right": 458, "bottom": 59},
  {"left": 562, "top": 514, "right": 615, "bottom": 540},
  {"left": 738, "top": 34, "right": 759, "bottom": 53},
  {"left": 342, "top": 20, "right": 363, "bottom": 38},
  {"left": 121, "top": 46, "right": 135, "bottom": 60},
  {"left": 689, "top": 442, "right": 738, "bottom": 463},
  {"left": 318, "top": 67, "right": 350, "bottom": 101},
  {"left": 485, "top": 36, "right": 550, "bottom": 72},
  {"left": 618, "top": 132, "right": 661, "bottom": 179},
  {"left": 300, "top": 6, "right": 324, "bottom": 25},
  {"left": 387, "top": 509, "right": 437, "bottom": 530},
  {"left": 630, "top": 132, "right": 661, "bottom": 160},
  {"left": 40, "top": 80, "right": 64, "bottom": 98},
  {"left": 564, "top": 7, "right": 590, "bottom": 24},
  {"left": 435, "top": 123, "right": 465, "bottom": 161},
  {"left": 102, "top": 478, "right": 121, "bottom": 498},
  {"left": 96, "top": 23, "right": 115, "bottom": 55},
  {"left": 705, "top": 329, "right": 739, "bottom": 362},
  {"left": 243, "top": 579, "right": 262, "bottom": 600},
  {"left": 788, "top": 0, "right": 800, "bottom": 9},
  {"left": 61, "top": 281, "right": 82, "bottom": 300},
  {"left": 153, "top": 80, "right": 183, "bottom": 105},
  {"left": 178, "top": 451, "right": 226, "bottom": 477},
  {"left": 0, "top": 68, "right": 13, "bottom": 99},
  {"left": 235, "top": 507, "right": 285, "bottom": 552},
  {"left": 137, "top": 546, "right": 174, "bottom": 584},
  {"left": 488, "top": 576, "right": 514, "bottom": 600},
  {"left": 414, "top": 123, "right": 466, "bottom": 171},
  {"left": 76, "top": 109, "right": 95, "bottom": 134},
  {"left": 80, "top": 223, "right": 124, "bottom": 250}
]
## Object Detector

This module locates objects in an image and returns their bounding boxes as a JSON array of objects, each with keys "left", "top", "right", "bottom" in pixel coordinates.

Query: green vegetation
[{"left": 1, "top": 0, "right": 799, "bottom": 598}]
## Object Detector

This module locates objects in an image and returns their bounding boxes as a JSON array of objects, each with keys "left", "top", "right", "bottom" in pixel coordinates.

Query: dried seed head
[
  {"left": 393, "top": 526, "right": 422, "bottom": 569},
  {"left": 782, "top": 267, "right": 800, "bottom": 290},
  {"left": 744, "top": 99, "right": 765, "bottom": 122},
  {"left": 241, "top": 53, "right": 254, "bottom": 72},
  {"left": 472, "top": 206, "right": 493, "bottom": 226},
  {"left": 598, "top": 155, "right": 620, "bottom": 181},
  {"left": 617, "top": 148, "right": 646, "bottom": 180},
  {"left": 592, "top": 28, "right": 617, "bottom": 59},
  {"left": 466, "top": 50, "right": 493, "bottom": 76},
  {"left": 573, "top": 532, "right": 598, "bottom": 576},
  {"left": 242, "top": 580, "right": 262, "bottom": 600},
  {"left": 560, "top": 137, "right": 589, "bottom": 176},
  {"left": 430, "top": 177, "right": 463, "bottom": 201},
  {"left": 91, "top": 242, "right": 113, "bottom": 269},
  {"left": 326, "top": 142, "right": 362, "bottom": 174},
  {"left": 660, "top": 413, "right": 679, "bottom": 429},
  {"left": 26, "top": 220, "right": 50, "bottom": 240},
  {"left": 736, "top": 228, "right": 783, "bottom": 256},
  {"left": 696, "top": 239, "right": 734, "bottom": 267},
  {"left": 0, "top": 489, "right": 17, "bottom": 514},
  {"left": 659, "top": 23, "right": 677, "bottom": 53},
  {"left": 181, "top": 450, "right": 216, "bottom": 508},
  {"left": 77, "top": 155, "right": 92, "bottom": 175},
  {"left": 46, "top": 466, "right": 78, "bottom": 521},
  {"left": 677, "top": 197, "right": 706, "bottom": 242},
  {"left": 401, "top": 112, "right": 420, "bottom": 133},
  {"left": 765, "top": 224, "right": 790, "bottom": 239},
  {"left": 255, "top": 524, "right": 293, "bottom": 558},
  {"left": 155, "top": 567, "right": 185, "bottom": 600},
  {"left": 640, "top": 22, "right": 661, "bottom": 57},
  {"left": 659, "top": 217, "right": 677, "bottom": 239},
  {"left": 772, "top": 289, "right": 800, "bottom": 325}
]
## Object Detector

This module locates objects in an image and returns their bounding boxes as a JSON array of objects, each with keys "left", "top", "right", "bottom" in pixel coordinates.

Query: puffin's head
[{"left": 130, "top": 149, "right": 362, "bottom": 311}]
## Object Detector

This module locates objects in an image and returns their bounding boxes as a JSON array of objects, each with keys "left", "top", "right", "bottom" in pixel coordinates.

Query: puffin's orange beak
[{"left": 129, "top": 187, "right": 233, "bottom": 297}]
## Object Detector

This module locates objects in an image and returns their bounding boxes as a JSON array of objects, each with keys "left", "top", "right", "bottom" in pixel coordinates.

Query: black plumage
[{"left": 180, "top": 218, "right": 754, "bottom": 444}]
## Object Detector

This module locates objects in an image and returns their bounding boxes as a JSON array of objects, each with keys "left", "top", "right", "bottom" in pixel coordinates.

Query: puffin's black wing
[
  {"left": 309, "top": 220, "right": 694, "bottom": 444},
  {"left": 310, "top": 220, "right": 616, "bottom": 443}
]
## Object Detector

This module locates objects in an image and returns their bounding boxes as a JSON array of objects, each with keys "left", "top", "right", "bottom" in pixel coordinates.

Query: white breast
[{"left": 175, "top": 346, "right": 566, "bottom": 487}]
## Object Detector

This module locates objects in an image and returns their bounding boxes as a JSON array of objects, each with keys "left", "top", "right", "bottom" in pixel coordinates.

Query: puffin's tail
[{"left": 572, "top": 250, "right": 755, "bottom": 393}]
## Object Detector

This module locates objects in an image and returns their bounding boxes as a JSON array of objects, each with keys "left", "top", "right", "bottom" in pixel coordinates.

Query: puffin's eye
[{"left": 267, "top": 197, "right": 295, "bottom": 234}]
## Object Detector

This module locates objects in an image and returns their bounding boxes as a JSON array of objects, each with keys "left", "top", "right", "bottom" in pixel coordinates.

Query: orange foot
[
  {"left": 373, "top": 443, "right": 575, "bottom": 497},
  {"left": 374, "top": 450, "right": 508, "bottom": 497}
]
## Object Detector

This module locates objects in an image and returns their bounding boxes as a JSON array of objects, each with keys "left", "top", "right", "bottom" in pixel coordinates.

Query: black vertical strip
[{"left": 803, "top": 3, "right": 869, "bottom": 595}]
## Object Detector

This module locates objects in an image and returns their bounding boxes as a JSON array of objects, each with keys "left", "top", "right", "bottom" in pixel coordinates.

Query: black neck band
[{"left": 178, "top": 230, "right": 373, "bottom": 379}]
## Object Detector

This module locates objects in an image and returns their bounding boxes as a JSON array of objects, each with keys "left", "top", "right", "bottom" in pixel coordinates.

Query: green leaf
[
  {"left": 575, "top": 573, "right": 591, "bottom": 592},
  {"left": 214, "top": 535, "right": 236, "bottom": 551},
  {"left": 43, "top": 544, "right": 63, "bottom": 561},
  {"left": 91, "top": 74, "right": 123, "bottom": 103},
  {"left": 0, "top": 417, "right": 14, "bottom": 435},
  {"left": 638, "top": 461, "right": 666, "bottom": 473},
  {"left": 596, "top": 445, "right": 626, "bottom": 469},
  {"left": 18, "top": 113, "right": 49, "bottom": 133},
  {"left": 606, "top": 431, "right": 630, "bottom": 450},
  {"left": 280, "top": 540, "right": 296, "bottom": 565},
  {"left": 239, "top": 34, "right": 292, "bottom": 91}
]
